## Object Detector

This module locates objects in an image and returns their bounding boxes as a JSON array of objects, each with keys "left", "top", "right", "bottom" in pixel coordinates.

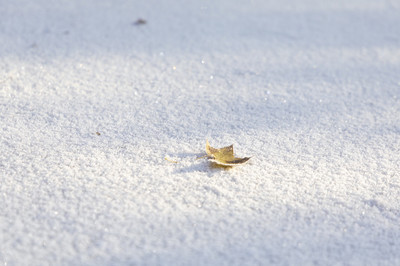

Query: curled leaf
[{"left": 205, "top": 140, "right": 250, "bottom": 166}]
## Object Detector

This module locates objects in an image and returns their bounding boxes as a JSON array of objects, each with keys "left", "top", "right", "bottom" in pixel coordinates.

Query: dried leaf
[
  {"left": 133, "top": 18, "right": 147, "bottom": 26},
  {"left": 165, "top": 157, "right": 179, "bottom": 164},
  {"left": 205, "top": 140, "right": 250, "bottom": 166}
]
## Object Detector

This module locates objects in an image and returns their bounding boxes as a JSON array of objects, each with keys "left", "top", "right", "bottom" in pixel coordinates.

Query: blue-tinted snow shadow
[
  {"left": 4, "top": 0, "right": 399, "bottom": 144},
  {"left": 174, "top": 161, "right": 234, "bottom": 174},
  {"left": 65, "top": 201, "right": 400, "bottom": 265},
  {"left": 166, "top": 151, "right": 234, "bottom": 174},
  {"left": 3, "top": 1, "right": 400, "bottom": 59}
]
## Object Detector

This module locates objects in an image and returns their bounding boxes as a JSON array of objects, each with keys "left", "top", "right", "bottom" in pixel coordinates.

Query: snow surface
[{"left": 1, "top": 0, "right": 400, "bottom": 265}]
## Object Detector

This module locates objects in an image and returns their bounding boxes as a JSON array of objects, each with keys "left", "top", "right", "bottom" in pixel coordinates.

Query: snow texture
[{"left": 1, "top": 0, "right": 400, "bottom": 265}]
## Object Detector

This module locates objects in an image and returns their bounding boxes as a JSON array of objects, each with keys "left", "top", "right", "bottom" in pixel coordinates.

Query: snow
[{"left": 1, "top": 0, "right": 400, "bottom": 265}]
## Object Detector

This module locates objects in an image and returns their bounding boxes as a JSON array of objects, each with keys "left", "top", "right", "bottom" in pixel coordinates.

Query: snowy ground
[{"left": 1, "top": 0, "right": 400, "bottom": 265}]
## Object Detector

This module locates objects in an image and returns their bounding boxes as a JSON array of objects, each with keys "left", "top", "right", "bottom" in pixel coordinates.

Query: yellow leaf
[
  {"left": 205, "top": 140, "right": 250, "bottom": 166},
  {"left": 164, "top": 157, "right": 179, "bottom": 164}
]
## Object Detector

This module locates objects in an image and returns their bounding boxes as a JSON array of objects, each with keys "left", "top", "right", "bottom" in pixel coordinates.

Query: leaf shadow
[
  {"left": 174, "top": 162, "right": 233, "bottom": 174},
  {"left": 170, "top": 151, "right": 234, "bottom": 174}
]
